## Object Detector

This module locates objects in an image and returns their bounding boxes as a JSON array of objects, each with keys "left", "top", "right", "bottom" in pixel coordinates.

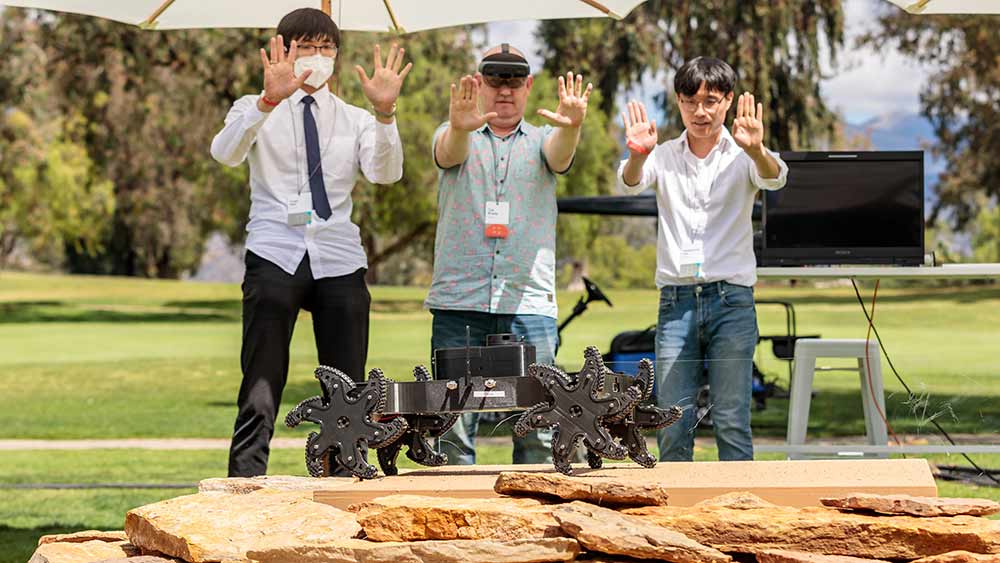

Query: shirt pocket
[{"left": 325, "top": 134, "right": 357, "bottom": 181}]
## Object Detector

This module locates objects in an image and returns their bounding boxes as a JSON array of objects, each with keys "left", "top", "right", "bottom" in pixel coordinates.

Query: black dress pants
[{"left": 228, "top": 251, "right": 370, "bottom": 477}]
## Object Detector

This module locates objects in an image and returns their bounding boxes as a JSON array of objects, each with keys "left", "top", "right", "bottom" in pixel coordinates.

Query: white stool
[{"left": 786, "top": 338, "right": 889, "bottom": 460}]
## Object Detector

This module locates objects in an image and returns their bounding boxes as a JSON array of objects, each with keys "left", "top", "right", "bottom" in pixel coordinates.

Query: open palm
[
  {"left": 355, "top": 43, "right": 412, "bottom": 113},
  {"left": 448, "top": 74, "right": 497, "bottom": 132},
  {"left": 260, "top": 35, "right": 311, "bottom": 103},
  {"left": 732, "top": 92, "right": 764, "bottom": 152},
  {"left": 537, "top": 72, "right": 593, "bottom": 128},
  {"left": 622, "top": 100, "right": 657, "bottom": 154}
]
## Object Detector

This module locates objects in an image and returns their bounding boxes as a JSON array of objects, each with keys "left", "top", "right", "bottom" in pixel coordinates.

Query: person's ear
[
  {"left": 525, "top": 75, "right": 534, "bottom": 93},
  {"left": 724, "top": 91, "right": 735, "bottom": 113}
]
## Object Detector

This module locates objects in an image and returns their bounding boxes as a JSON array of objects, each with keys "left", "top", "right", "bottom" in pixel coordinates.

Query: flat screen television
[{"left": 759, "top": 151, "right": 925, "bottom": 266}]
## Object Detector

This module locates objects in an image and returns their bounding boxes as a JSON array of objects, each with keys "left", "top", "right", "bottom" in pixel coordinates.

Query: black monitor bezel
[{"left": 760, "top": 151, "right": 925, "bottom": 267}]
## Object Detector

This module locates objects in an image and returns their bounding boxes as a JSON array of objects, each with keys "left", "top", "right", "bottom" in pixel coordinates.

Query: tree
[
  {"left": 861, "top": 10, "right": 1000, "bottom": 229},
  {"left": 0, "top": 12, "right": 114, "bottom": 268},
  {"left": 538, "top": 0, "right": 845, "bottom": 149},
  {"left": 21, "top": 13, "right": 268, "bottom": 277}
]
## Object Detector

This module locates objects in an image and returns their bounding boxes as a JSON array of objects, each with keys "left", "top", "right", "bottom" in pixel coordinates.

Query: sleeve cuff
[
  {"left": 750, "top": 149, "right": 788, "bottom": 191},
  {"left": 617, "top": 159, "right": 649, "bottom": 194}
]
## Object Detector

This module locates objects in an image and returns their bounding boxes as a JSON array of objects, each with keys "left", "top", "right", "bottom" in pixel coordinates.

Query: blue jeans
[
  {"left": 655, "top": 281, "right": 758, "bottom": 461},
  {"left": 430, "top": 309, "right": 558, "bottom": 464}
]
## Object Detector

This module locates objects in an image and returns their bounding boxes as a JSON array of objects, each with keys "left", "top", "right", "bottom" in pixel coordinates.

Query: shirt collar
[
  {"left": 290, "top": 84, "right": 332, "bottom": 110},
  {"left": 679, "top": 127, "right": 733, "bottom": 158},
  {"left": 479, "top": 118, "right": 526, "bottom": 139}
]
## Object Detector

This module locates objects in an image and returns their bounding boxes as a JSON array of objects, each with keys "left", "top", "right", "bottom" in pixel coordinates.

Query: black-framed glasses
[
  {"left": 483, "top": 75, "right": 526, "bottom": 89},
  {"left": 294, "top": 43, "right": 338, "bottom": 57}
]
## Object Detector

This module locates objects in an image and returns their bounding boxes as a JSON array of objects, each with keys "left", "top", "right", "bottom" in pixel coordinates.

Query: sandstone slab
[
  {"left": 625, "top": 493, "right": 1000, "bottom": 560},
  {"left": 246, "top": 536, "right": 580, "bottom": 563},
  {"left": 28, "top": 540, "right": 139, "bottom": 563},
  {"left": 352, "top": 494, "right": 562, "bottom": 542},
  {"left": 198, "top": 475, "right": 351, "bottom": 495},
  {"left": 552, "top": 501, "right": 730, "bottom": 562},
  {"left": 494, "top": 471, "right": 670, "bottom": 506},
  {"left": 125, "top": 489, "right": 361, "bottom": 562},
  {"left": 93, "top": 557, "right": 183, "bottom": 563},
  {"left": 911, "top": 551, "right": 1000, "bottom": 563},
  {"left": 38, "top": 530, "right": 129, "bottom": 545},
  {"left": 757, "top": 549, "right": 889, "bottom": 562},
  {"left": 821, "top": 494, "right": 1000, "bottom": 517},
  {"left": 694, "top": 491, "right": 778, "bottom": 510}
]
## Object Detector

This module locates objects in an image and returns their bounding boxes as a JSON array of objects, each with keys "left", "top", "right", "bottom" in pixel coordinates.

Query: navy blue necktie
[{"left": 302, "top": 95, "right": 332, "bottom": 220}]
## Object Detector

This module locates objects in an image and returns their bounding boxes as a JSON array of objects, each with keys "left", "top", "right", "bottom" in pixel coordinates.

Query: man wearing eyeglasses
[
  {"left": 425, "top": 44, "right": 592, "bottom": 465},
  {"left": 211, "top": 7, "right": 412, "bottom": 477},
  {"left": 618, "top": 57, "right": 788, "bottom": 462}
]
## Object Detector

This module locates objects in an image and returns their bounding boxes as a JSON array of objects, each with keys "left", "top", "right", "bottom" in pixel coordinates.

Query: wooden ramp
[{"left": 313, "top": 459, "right": 937, "bottom": 510}]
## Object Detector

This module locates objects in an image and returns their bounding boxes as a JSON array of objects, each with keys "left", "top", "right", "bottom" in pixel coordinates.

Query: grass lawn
[{"left": 1, "top": 272, "right": 999, "bottom": 562}]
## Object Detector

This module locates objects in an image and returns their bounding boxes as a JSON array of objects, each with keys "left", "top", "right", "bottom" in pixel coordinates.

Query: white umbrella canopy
[
  {"left": 0, "top": 0, "right": 648, "bottom": 32},
  {"left": 885, "top": 0, "right": 1000, "bottom": 14}
]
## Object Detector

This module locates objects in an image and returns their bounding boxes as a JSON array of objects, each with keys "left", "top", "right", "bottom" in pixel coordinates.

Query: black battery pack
[{"left": 432, "top": 333, "right": 536, "bottom": 380}]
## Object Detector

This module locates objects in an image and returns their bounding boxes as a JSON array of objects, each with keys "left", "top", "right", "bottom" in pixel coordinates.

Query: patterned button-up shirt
[{"left": 425, "top": 120, "right": 561, "bottom": 318}]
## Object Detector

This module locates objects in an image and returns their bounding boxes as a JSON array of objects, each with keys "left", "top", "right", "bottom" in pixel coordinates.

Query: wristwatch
[{"left": 372, "top": 103, "right": 397, "bottom": 119}]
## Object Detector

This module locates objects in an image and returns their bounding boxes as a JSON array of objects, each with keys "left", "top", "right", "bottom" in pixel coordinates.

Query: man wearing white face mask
[{"left": 210, "top": 7, "right": 412, "bottom": 477}]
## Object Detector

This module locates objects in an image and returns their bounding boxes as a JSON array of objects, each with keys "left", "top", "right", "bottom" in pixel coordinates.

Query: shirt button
[
  {"left": 496, "top": 250, "right": 501, "bottom": 255},
  {"left": 493, "top": 275, "right": 498, "bottom": 279}
]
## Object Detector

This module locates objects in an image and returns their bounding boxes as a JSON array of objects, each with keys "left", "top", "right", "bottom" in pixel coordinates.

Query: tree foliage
[
  {"left": 861, "top": 10, "right": 1000, "bottom": 228},
  {"left": 0, "top": 12, "right": 114, "bottom": 268},
  {"left": 538, "top": 0, "right": 845, "bottom": 149}
]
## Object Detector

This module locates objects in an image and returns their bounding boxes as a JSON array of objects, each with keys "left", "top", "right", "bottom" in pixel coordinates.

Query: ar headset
[{"left": 478, "top": 43, "right": 530, "bottom": 88}]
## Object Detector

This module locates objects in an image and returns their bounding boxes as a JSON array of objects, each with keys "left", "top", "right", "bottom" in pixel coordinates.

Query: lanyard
[
  {"left": 486, "top": 126, "right": 521, "bottom": 201},
  {"left": 288, "top": 93, "right": 338, "bottom": 198}
]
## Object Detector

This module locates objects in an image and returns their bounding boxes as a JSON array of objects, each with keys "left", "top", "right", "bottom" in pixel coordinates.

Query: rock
[
  {"left": 821, "top": 494, "right": 1000, "bottom": 517},
  {"left": 624, "top": 499, "right": 1000, "bottom": 560},
  {"left": 38, "top": 531, "right": 129, "bottom": 546},
  {"left": 757, "top": 549, "right": 889, "bottom": 562},
  {"left": 352, "top": 494, "right": 563, "bottom": 542},
  {"left": 551, "top": 501, "right": 730, "bottom": 563},
  {"left": 494, "top": 471, "right": 670, "bottom": 506},
  {"left": 246, "top": 537, "right": 580, "bottom": 563},
  {"left": 198, "top": 475, "right": 350, "bottom": 495},
  {"left": 93, "top": 557, "right": 183, "bottom": 563},
  {"left": 911, "top": 552, "right": 1000, "bottom": 563},
  {"left": 694, "top": 491, "right": 778, "bottom": 510},
  {"left": 28, "top": 540, "right": 139, "bottom": 563},
  {"left": 125, "top": 489, "right": 361, "bottom": 562}
]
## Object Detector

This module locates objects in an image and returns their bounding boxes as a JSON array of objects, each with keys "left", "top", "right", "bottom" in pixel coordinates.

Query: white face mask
[{"left": 295, "top": 54, "right": 335, "bottom": 89}]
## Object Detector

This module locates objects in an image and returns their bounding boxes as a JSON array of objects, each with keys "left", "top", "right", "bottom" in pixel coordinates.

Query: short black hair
[
  {"left": 674, "top": 57, "right": 737, "bottom": 97},
  {"left": 276, "top": 8, "right": 340, "bottom": 46}
]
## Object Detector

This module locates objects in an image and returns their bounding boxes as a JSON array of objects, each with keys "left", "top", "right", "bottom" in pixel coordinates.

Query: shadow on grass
[
  {"left": 0, "top": 524, "right": 84, "bottom": 563},
  {"left": 0, "top": 301, "right": 238, "bottom": 324}
]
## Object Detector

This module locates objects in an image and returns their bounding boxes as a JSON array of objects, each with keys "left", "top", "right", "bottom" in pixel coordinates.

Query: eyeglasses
[
  {"left": 294, "top": 43, "right": 338, "bottom": 57},
  {"left": 483, "top": 75, "right": 526, "bottom": 90},
  {"left": 678, "top": 96, "right": 723, "bottom": 112}
]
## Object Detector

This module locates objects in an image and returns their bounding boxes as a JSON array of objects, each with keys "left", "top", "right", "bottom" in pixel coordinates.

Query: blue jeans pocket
[{"left": 721, "top": 284, "right": 754, "bottom": 308}]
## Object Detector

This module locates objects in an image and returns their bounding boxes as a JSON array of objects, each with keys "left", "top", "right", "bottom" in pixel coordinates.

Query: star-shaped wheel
[
  {"left": 515, "top": 346, "right": 641, "bottom": 475},
  {"left": 285, "top": 365, "right": 408, "bottom": 479}
]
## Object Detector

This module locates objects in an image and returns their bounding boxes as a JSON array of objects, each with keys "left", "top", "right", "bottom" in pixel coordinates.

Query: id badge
[
  {"left": 679, "top": 242, "right": 705, "bottom": 279},
  {"left": 484, "top": 201, "right": 510, "bottom": 239},
  {"left": 287, "top": 194, "right": 312, "bottom": 226}
]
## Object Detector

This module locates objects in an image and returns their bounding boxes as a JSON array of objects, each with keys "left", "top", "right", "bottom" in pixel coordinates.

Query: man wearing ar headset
[{"left": 425, "top": 44, "right": 594, "bottom": 464}]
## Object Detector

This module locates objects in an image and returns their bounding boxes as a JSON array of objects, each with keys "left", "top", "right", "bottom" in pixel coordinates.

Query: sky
[{"left": 484, "top": 0, "right": 932, "bottom": 125}]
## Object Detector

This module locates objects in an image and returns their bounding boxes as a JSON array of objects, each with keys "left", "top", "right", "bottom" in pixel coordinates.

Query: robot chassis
[{"left": 285, "top": 337, "right": 682, "bottom": 479}]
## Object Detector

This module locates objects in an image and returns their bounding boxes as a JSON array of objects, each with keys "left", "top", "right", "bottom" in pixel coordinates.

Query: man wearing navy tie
[{"left": 210, "top": 8, "right": 412, "bottom": 477}]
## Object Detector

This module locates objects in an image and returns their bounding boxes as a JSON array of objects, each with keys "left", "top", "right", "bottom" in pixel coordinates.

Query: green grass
[{"left": 1, "top": 272, "right": 999, "bottom": 563}]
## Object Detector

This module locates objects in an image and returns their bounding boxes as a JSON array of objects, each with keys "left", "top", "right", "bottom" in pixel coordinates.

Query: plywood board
[{"left": 313, "top": 459, "right": 937, "bottom": 510}]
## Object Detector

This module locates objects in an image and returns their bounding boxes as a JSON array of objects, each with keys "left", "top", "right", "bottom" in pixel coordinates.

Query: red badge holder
[{"left": 485, "top": 224, "right": 509, "bottom": 239}]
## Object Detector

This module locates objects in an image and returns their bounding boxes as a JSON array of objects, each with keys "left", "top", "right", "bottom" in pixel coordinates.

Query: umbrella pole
[
  {"left": 577, "top": 0, "right": 622, "bottom": 19},
  {"left": 140, "top": 0, "right": 177, "bottom": 29},
  {"left": 322, "top": 0, "right": 332, "bottom": 15}
]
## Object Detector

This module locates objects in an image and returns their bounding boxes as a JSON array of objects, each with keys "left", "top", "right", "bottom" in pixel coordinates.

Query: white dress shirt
[
  {"left": 210, "top": 85, "right": 403, "bottom": 279},
  {"left": 617, "top": 129, "right": 788, "bottom": 288}
]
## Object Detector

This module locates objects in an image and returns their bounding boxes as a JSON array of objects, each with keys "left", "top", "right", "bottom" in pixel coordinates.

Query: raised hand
[
  {"left": 537, "top": 72, "right": 593, "bottom": 128},
  {"left": 622, "top": 100, "right": 657, "bottom": 156},
  {"left": 732, "top": 92, "right": 764, "bottom": 153},
  {"left": 260, "top": 35, "right": 311, "bottom": 103},
  {"left": 355, "top": 43, "right": 412, "bottom": 114},
  {"left": 448, "top": 75, "right": 497, "bottom": 132}
]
